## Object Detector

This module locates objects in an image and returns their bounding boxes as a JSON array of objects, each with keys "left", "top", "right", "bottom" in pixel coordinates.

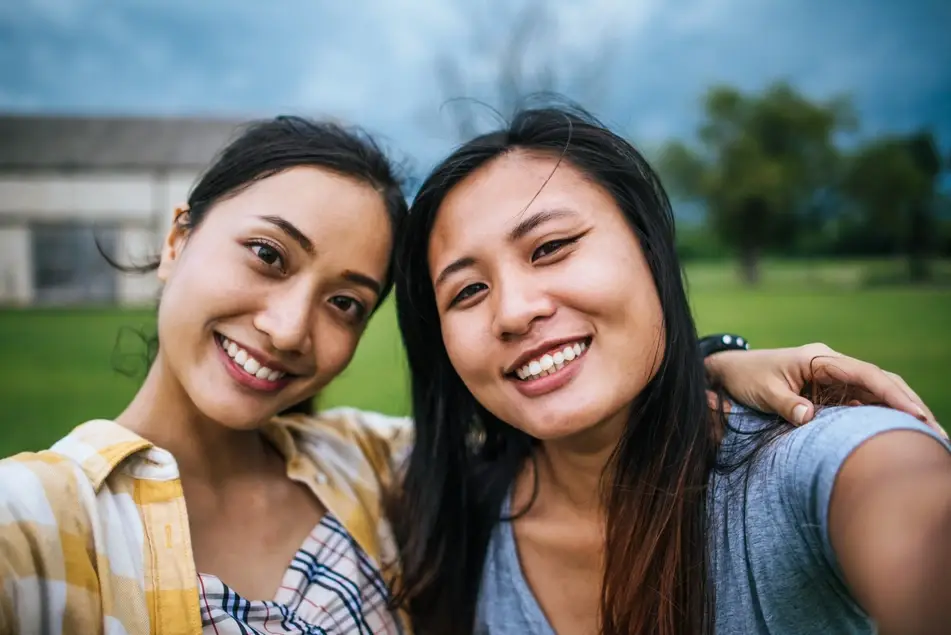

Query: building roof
[{"left": 0, "top": 114, "right": 249, "bottom": 171}]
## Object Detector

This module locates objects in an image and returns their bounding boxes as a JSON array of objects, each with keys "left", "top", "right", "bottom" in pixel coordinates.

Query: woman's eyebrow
[
  {"left": 434, "top": 256, "right": 477, "bottom": 289},
  {"left": 258, "top": 214, "right": 315, "bottom": 254},
  {"left": 342, "top": 270, "right": 382, "bottom": 297},
  {"left": 508, "top": 208, "right": 577, "bottom": 242}
]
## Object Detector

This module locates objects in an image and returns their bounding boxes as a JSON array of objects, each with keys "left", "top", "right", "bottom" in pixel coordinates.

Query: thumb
[{"left": 787, "top": 399, "right": 814, "bottom": 426}]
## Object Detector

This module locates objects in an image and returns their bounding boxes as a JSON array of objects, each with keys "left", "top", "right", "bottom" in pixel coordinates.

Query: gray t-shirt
[{"left": 475, "top": 405, "right": 949, "bottom": 634}]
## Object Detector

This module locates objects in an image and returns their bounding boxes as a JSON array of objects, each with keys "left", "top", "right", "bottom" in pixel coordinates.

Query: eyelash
[
  {"left": 448, "top": 282, "right": 488, "bottom": 308},
  {"left": 447, "top": 234, "right": 584, "bottom": 308},
  {"left": 329, "top": 296, "right": 368, "bottom": 323},
  {"left": 531, "top": 234, "right": 582, "bottom": 261},
  {"left": 247, "top": 239, "right": 286, "bottom": 273},
  {"left": 245, "top": 239, "right": 368, "bottom": 324}
]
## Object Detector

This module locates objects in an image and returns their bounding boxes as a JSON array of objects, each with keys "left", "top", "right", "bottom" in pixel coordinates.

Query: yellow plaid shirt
[{"left": 0, "top": 408, "right": 414, "bottom": 635}]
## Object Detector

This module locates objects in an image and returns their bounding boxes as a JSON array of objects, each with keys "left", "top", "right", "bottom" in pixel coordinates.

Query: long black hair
[
  {"left": 107, "top": 116, "right": 407, "bottom": 414},
  {"left": 389, "top": 104, "right": 718, "bottom": 634}
]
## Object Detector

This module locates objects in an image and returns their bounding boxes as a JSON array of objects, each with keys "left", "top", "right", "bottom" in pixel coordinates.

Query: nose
[
  {"left": 253, "top": 282, "right": 315, "bottom": 354},
  {"left": 491, "top": 272, "right": 556, "bottom": 340}
]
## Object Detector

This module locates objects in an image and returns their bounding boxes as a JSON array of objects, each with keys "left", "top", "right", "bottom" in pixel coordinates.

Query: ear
[{"left": 157, "top": 205, "right": 192, "bottom": 283}]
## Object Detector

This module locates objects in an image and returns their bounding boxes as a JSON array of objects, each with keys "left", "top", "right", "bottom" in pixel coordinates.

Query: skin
[
  {"left": 116, "top": 166, "right": 393, "bottom": 600},
  {"left": 830, "top": 430, "right": 951, "bottom": 635},
  {"left": 430, "top": 151, "right": 662, "bottom": 446},
  {"left": 429, "top": 151, "right": 951, "bottom": 634},
  {"left": 430, "top": 151, "right": 659, "bottom": 634}
]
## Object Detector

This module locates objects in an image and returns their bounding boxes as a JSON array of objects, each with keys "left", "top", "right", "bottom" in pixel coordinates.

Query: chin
[
  {"left": 505, "top": 407, "right": 600, "bottom": 441},
  {"left": 500, "top": 392, "right": 631, "bottom": 443},
  {"left": 189, "top": 392, "right": 279, "bottom": 431}
]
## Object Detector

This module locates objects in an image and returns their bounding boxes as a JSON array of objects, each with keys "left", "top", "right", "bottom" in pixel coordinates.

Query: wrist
[{"left": 699, "top": 333, "right": 750, "bottom": 358}]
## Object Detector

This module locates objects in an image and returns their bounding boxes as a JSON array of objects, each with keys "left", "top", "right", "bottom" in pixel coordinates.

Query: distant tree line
[
  {"left": 660, "top": 82, "right": 950, "bottom": 283},
  {"left": 424, "top": 4, "right": 948, "bottom": 285}
]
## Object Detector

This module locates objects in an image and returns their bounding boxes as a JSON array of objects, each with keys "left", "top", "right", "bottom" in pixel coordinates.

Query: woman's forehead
[{"left": 435, "top": 155, "right": 593, "bottom": 233}]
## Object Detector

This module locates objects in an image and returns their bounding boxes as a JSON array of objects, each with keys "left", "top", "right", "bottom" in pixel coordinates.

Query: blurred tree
[
  {"left": 661, "top": 83, "right": 854, "bottom": 283},
  {"left": 843, "top": 131, "right": 942, "bottom": 281},
  {"left": 426, "top": 0, "right": 617, "bottom": 140}
]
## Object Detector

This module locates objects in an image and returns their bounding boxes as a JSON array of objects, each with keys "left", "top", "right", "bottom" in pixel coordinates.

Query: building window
[{"left": 30, "top": 222, "right": 118, "bottom": 304}]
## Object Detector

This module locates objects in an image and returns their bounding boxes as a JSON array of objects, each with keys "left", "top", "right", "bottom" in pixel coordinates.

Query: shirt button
[{"left": 315, "top": 472, "right": 328, "bottom": 485}]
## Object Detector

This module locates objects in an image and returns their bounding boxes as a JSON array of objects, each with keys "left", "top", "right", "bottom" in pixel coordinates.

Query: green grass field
[{"left": 1, "top": 259, "right": 949, "bottom": 455}]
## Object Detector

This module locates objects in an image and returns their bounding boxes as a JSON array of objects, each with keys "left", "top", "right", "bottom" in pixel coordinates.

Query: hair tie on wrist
[{"left": 699, "top": 334, "right": 750, "bottom": 358}]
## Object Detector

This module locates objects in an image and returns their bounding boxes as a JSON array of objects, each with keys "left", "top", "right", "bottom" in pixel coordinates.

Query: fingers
[
  {"left": 884, "top": 371, "right": 945, "bottom": 438},
  {"left": 798, "top": 342, "right": 838, "bottom": 359},
  {"left": 789, "top": 400, "right": 815, "bottom": 425},
  {"left": 756, "top": 384, "right": 815, "bottom": 426},
  {"left": 884, "top": 371, "right": 936, "bottom": 426},
  {"left": 808, "top": 356, "right": 945, "bottom": 438},
  {"left": 810, "top": 357, "right": 912, "bottom": 410}
]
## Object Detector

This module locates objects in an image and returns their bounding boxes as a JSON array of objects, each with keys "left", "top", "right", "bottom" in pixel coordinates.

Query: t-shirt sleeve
[{"left": 775, "top": 405, "right": 950, "bottom": 575}]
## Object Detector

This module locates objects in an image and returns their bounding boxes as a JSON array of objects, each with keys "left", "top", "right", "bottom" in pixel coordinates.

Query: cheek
[
  {"left": 442, "top": 317, "right": 492, "bottom": 389},
  {"left": 160, "top": 259, "right": 245, "bottom": 339},
  {"left": 164, "top": 238, "right": 247, "bottom": 310},
  {"left": 312, "top": 322, "right": 361, "bottom": 386},
  {"left": 603, "top": 286, "right": 666, "bottom": 390},
  {"left": 564, "top": 246, "right": 665, "bottom": 382}
]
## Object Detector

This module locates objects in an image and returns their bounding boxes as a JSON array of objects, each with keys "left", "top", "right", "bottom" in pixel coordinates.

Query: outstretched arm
[{"left": 829, "top": 429, "right": 951, "bottom": 634}]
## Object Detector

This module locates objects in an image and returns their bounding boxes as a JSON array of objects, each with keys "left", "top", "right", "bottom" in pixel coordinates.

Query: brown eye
[
  {"left": 329, "top": 295, "right": 367, "bottom": 322},
  {"left": 248, "top": 241, "right": 285, "bottom": 270},
  {"left": 449, "top": 282, "right": 488, "bottom": 308}
]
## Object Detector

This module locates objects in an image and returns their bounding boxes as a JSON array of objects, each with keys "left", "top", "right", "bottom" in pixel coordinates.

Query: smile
[
  {"left": 513, "top": 338, "right": 589, "bottom": 382},
  {"left": 214, "top": 333, "right": 292, "bottom": 391}
]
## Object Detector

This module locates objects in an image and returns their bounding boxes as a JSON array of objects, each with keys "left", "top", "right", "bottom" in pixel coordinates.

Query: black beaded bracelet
[{"left": 699, "top": 333, "right": 750, "bottom": 358}]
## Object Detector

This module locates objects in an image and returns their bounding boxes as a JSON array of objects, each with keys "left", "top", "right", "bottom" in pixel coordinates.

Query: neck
[
  {"left": 529, "top": 406, "right": 629, "bottom": 515},
  {"left": 116, "top": 353, "right": 277, "bottom": 484}
]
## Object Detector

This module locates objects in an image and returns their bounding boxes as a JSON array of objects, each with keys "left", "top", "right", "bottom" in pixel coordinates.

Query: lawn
[{"left": 1, "top": 259, "right": 949, "bottom": 455}]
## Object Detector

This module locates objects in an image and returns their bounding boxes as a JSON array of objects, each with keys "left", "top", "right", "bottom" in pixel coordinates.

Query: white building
[{"left": 0, "top": 114, "right": 246, "bottom": 306}]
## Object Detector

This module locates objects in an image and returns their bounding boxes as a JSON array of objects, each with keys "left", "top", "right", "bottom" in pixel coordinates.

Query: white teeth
[
  {"left": 219, "top": 335, "right": 286, "bottom": 382},
  {"left": 514, "top": 340, "right": 589, "bottom": 381},
  {"left": 540, "top": 354, "right": 554, "bottom": 371}
]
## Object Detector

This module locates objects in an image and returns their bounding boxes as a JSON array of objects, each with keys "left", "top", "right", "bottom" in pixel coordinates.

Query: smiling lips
[
  {"left": 513, "top": 339, "right": 588, "bottom": 381},
  {"left": 214, "top": 333, "right": 295, "bottom": 394},
  {"left": 220, "top": 336, "right": 287, "bottom": 381}
]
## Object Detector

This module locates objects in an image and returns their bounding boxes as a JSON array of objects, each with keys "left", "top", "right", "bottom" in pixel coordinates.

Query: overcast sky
[{"left": 1, "top": 0, "right": 948, "bottom": 174}]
